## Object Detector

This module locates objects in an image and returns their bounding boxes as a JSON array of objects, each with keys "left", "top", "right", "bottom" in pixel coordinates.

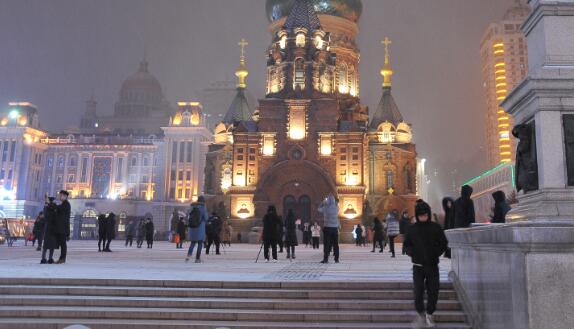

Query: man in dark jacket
[
  {"left": 205, "top": 212, "right": 222, "bottom": 255},
  {"left": 125, "top": 219, "right": 136, "bottom": 247},
  {"left": 262, "top": 206, "right": 281, "bottom": 262},
  {"left": 32, "top": 211, "right": 45, "bottom": 251},
  {"left": 454, "top": 185, "right": 475, "bottom": 228},
  {"left": 97, "top": 214, "right": 107, "bottom": 252},
  {"left": 40, "top": 197, "right": 58, "bottom": 264},
  {"left": 104, "top": 212, "right": 116, "bottom": 252},
  {"left": 54, "top": 190, "right": 71, "bottom": 264},
  {"left": 404, "top": 199, "right": 448, "bottom": 328},
  {"left": 491, "top": 190, "right": 511, "bottom": 223}
]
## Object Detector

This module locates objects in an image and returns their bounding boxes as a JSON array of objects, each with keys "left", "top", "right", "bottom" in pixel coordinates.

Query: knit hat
[{"left": 414, "top": 199, "right": 431, "bottom": 222}]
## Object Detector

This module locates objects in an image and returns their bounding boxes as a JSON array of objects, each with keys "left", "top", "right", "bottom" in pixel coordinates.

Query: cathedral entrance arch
[{"left": 254, "top": 160, "right": 337, "bottom": 221}]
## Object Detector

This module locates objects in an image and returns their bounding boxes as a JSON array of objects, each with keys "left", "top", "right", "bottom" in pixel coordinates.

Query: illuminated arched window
[
  {"left": 296, "top": 33, "right": 306, "bottom": 47},
  {"left": 386, "top": 170, "right": 394, "bottom": 189},
  {"left": 294, "top": 58, "right": 305, "bottom": 90},
  {"left": 338, "top": 64, "right": 349, "bottom": 94}
]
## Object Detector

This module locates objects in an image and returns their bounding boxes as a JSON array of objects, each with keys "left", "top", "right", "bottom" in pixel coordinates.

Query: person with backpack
[
  {"left": 186, "top": 196, "right": 208, "bottom": 263},
  {"left": 205, "top": 212, "right": 222, "bottom": 255},
  {"left": 404, "top": 199, "right": 448, "bottom": 328}
]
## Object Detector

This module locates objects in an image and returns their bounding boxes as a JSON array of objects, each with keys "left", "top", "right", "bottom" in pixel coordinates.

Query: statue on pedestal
[{"left": 513, "top": 123, "right": 539, "bottom": 193}]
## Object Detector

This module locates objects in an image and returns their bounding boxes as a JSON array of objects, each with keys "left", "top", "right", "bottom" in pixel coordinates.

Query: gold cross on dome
[
  {"left": 238, "top": 38, "right": 249, "bottom": 59},
  {"left": 387, "top": 187, "right": 395, "bottom": 195},
  {"left": 382, "top": 37, "right": 392, "bottom": 64}
]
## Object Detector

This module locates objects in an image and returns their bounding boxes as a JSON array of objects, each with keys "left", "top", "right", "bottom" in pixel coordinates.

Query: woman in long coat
[
  {"left": 283, "top": 209, "right": 298, "bottom": 259},
  {"left": 371, "top": 217, "right": 385, "bottom": 253},
  {"left": 40, "top": 198, "right": 59, "bottom": 264},
  {"left": 145, "top": 218, "right": 155, "bottom": 249},
  {"left": 262, "top": 205, "right": 280, "bottom": 261}
]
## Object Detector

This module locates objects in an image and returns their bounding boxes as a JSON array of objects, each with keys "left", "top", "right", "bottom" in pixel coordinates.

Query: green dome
[{"left": 266, "top": 0, "right": 362, "bottom": 23}]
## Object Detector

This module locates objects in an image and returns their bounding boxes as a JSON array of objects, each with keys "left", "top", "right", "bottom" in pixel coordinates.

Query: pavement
[{"left": 0, "top": 240, "right": 451, "bottom": 282}]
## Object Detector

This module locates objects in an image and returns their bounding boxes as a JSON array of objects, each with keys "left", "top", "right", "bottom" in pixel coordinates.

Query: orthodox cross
[{"left": 238, "top": 38, "right": 248, "bottom": 60}]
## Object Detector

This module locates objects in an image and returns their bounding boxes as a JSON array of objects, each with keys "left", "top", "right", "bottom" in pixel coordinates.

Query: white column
[{"left": 535, "top": 111, "right": 567, "bottom": 189}]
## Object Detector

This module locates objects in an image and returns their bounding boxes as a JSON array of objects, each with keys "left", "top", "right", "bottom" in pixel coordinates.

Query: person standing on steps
[
  {"left": 371, "top": 217, "right": 384, "bottom": 253},
  {"left": 40, "top": 197, "right": 58, "bottom": 264},
  {"left": 186, "top": 196, "right": 208, "bottom": 263},
  {"left": 54, "top": 190, "right": 71, "bottom": 264},
  {"left": 97, "top": 214, "right": 107, "bottom": 252},
  {"left": 319, "top": 195, "right": 340, "bottom": 264},
  {"left": 145, "top": 218, "right": 155, "bottom": 249},
  {"left": 205, "top": 212, "right": 222, "bottom": 255},
  {"left": 284, "top": 209, "right": 298, "bottom": 259},
  {"left": 176, "top": 216, "right": 187, "bottom": 249},
  {"left": 311, "top": 222, "right": 321, "bottom": 249},
  {"left": 399, "top": 210, "right": 411, "bottom": 255},
  {"left": 386, "top": 210, "right": 400, "bottom": 258},
  {"left": 125, "top": 219, "right": 136, "bottom": 247},
  {"left": 404, "top": 199, "right": 448, "bottom": 328},
  {"left": 262, "top": 205, "right": 280, "bottom": 262},
  {"left": 104, "top": 212, "right": 116, "bottom": 252},
  {"left": 454, "top": 185, "right": 475, "bottom": 228},
  {"left": 491, "top": 190, "right": 511, "bottom": 224}
]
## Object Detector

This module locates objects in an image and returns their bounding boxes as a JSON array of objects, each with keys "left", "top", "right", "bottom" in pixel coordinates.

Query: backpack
[{"left": 188, "top": 206, "right": 201, "bottom": 228}]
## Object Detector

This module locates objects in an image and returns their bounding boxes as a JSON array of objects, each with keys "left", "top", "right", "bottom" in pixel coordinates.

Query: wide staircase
[{"left": 0, "top": 278, "right": 470, "bottom": 329}]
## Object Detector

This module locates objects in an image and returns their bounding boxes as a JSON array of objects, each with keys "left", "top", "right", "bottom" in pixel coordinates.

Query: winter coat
[
  {"left": 399, "top": 215, "right": 410, "bottom": 235},
  {"left": 454, "top": 185, "right": 476, "bottom": 228},
  {"left": 106, "top": 214, "right": 116, "bottom": 240},
  {"left": 32, "top": 216, "right": 45, "bottom": 237},
  {"left": 442, "top": 197, "right": 456, "bottom": 230},
  {"left": 404, "top": 206, "right": 448, "bottom": 266},
  {"left": 145, "top": 221, "right": 155, "bottom": 241},
  {"left": 176, "top": 219, "right": 187, "bottom": 240},
  {"left": 54, "top": 200, "right": 71, "bottom": 238},
  {"left": 311, "top": 224, "right": 321, "bottom": 238},
  {"left": 136, "top": 221, "right": 145, "bottom": 239},
  {"left": 188, "top": 203, "right": 208, "bottom": 242},
  {"left": 386, "top": 213, "right": 400, "bottom": 237},
  {"left": 318, "top": 195, "right": 340, "bottom": 228},
  {"left": 42, "top": 202, "right": 59, "bottom": 250},
  {"left": 206, "top": 215, "right": 222, "bottom": 238},
  {"left": 373, "top": 218, "right": 384, "bottom": 241},
  {"left": 262, "top": 212, "right": 281, "bottom": 243},
  {"left": 97, "top": 215, "right": 107, "bottom": 238},
  {"left": 125, "top": 222, "right": 137, "bottom": 237},
  {"left": 491, "top": 191, "right": 511, "bottom": 224},
  {"left": 283, "top": 212, "right": 299, "bottom": 247},
  {"left": 354, "top": 225, "right": 363, "bottom": 238}
]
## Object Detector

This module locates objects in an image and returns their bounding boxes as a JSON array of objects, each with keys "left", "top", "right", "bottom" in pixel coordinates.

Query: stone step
[
  {"left": 0, "top": 318, "right": 472, "bottom": 329},
  {"left": 0, "top": 306, "right": 468, "bottom": 323},
  {"left": 0, "top": 278, "right": 453, "bottom": 290},
  {"left": 0, "top": 285, "right": 459, "bottom": 300},
  {"left": 0, "top": 295, "right": 462, "bottom": 311}
]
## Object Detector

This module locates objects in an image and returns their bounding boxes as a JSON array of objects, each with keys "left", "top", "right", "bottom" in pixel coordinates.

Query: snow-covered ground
[{"left": 0, "top": 241, "right": 451, "bottom": 282}]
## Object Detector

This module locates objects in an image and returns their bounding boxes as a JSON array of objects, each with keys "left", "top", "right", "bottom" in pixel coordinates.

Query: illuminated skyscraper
[{"left": 480, "top": 0, "right": 530, "bottom": 166}]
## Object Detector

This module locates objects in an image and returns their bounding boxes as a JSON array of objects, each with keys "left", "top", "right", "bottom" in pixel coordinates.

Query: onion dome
[
  {"left": 119, "top": 60, "right": 162, "bottom": 98},
  {"left": 266, "top": 0, "right": 362, "bottom": 23}
]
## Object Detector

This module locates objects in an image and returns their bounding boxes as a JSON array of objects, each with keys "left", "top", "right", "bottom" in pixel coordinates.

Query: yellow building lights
[{"left": 491, "top": 40, "right": 513, "bottom": 164}]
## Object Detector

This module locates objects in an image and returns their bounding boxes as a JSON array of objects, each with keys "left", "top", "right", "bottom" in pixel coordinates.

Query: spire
[
  {"left": 284, "top": 0, "right": 322, "bottom": 31},
  {"left": 235, "top": 38, "right": 249, "bottom": 89},
  {"left": 381, "top": 37, "right": 394, "bottom": 88}
]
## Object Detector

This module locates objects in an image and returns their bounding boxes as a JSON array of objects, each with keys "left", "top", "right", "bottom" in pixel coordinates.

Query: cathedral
[{"left": 204, "top": 0, "right": 419, "bottom": 241}]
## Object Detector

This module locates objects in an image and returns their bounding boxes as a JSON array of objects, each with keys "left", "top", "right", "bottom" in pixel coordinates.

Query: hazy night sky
[{"left": 0, "top": 0, "right": 523, "bottom": 201}]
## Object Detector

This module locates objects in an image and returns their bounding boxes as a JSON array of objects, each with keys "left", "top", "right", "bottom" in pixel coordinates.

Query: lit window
[
  {"left": 294, "top": 58, "right": 305, "bottom": 90},
  {"left": 320, "top": 135, "right": 332, "bottom": 156},
  {"left": 289, "top": 106, "right": 306, "bottom": 140},
  {"left": 296, "top": 33, "right": 305, "bottom": 47},
  {"left": 262, "top": 135, "right": 275, "bottom": 156}
]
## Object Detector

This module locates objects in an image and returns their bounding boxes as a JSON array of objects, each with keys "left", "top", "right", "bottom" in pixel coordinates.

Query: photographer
[{"left": 318, "top": 195, "right": 340, "bottom": 264}]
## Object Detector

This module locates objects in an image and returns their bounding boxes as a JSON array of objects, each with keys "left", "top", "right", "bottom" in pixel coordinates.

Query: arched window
[
  {"left": 386, "top": 170, "right": 394, "bottom": 189},
  {"left": 294, "top": 58, "right": 305, "bottom": 90}
]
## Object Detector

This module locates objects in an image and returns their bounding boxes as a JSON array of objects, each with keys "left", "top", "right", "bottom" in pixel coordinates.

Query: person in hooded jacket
[
  {"left": 454, "top": 185, "right": 475, "bottom": 228},
  {"left": 491, "top": 190, "right": 511, "bottom": 224},
  {"left": 404, "top": 199, "right": 448, "bottom": 328},
  {"left": 283, "top": 209, "right": 299, "bottom": 259},
  {"left": 186, "top": 196, "right": 208, "bottom": 263},
  {"left": 104, "top": 212, "right": 116, "bottom": 252},
  {"left": 262, "top": 205, "right": 281, "bottom": 262},
  {"left": 318, "top": 195, "right": 340, "bottom": 264},
  {"left": 371, "top": 217, "right": 385, "bottom": 253},
  {"left": 442, "top": 197, "right": 455, "bottom": 258},
  {"left": 205, "top": 212, "right": 222, "bottom": 255},
  {"left": 97, "top": 214, "right": 107, "bottom": 252}
]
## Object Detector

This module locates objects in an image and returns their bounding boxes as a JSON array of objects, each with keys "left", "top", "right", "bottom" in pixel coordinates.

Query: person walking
[
  {"left": 319, "top": 195, "right": 340, "bottom": 264},
  {"left": 222, "top": 220, "right": 232, "bottom": 247},
  {"left": 145, "top": 218, "right": 155, "bottom": 249},
  {"left": 125, "top": 220, "right": 136, "bottom": 247},
  {"left": 205, "top": 212, "right": 222, "bottom": 255},
  {"left": 442, "top": 197, "right": 455, "bottom": 258},
  {"left": 404, "top": 199, "right": 448, "bottom": 328},
  {"left": 186, "top": 196, "right": 208, "bottom": 263},
  {"left": 284, "top": 209, "right": 298, "bottom": 259},
  {"left": 136, "top": 219, "right": 145, "bottom": 248},
  {"left": 371, "top": 217, "right": 385, "bottom": 253},
  {"left": 399, "top": 211, "right": 411, "bottom": 255},
  {"left": 262, "top": 205, "right": 281, "bottom": 262},
  {"left": 386, "top": 210, "right": 400, "bottom": 258},
  {"left": 40, "top": 197, "right": 59, "bottom": 264},
  {"left": 54, "top": 190, "right": 71, "bottom": 264},
  {"left": 491, "top": 190, "right": 511, "bottom": 224},
  {"left": 454, "top": 185, "right": 475, "bottom": 228},
  {"left": 354, "top": 224, "right": 363, "bottom": 246},
  {"left": 311, "top": 222, "right": 321, "bottom": 249},
  {"left": 303, "top": 222, "right": 311, "bottom": 248},
  {"left": 97, "top": 214, "right": 107, "bottom": 252},
  {"left": 104, "top": 212, "right": 116, "bottom": 252},
  {"left": 175, "top": 216, "right": 186, "bottom": 249},
  {"left": 32, "top": 212, "right": 45, "bottom": 251}
]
